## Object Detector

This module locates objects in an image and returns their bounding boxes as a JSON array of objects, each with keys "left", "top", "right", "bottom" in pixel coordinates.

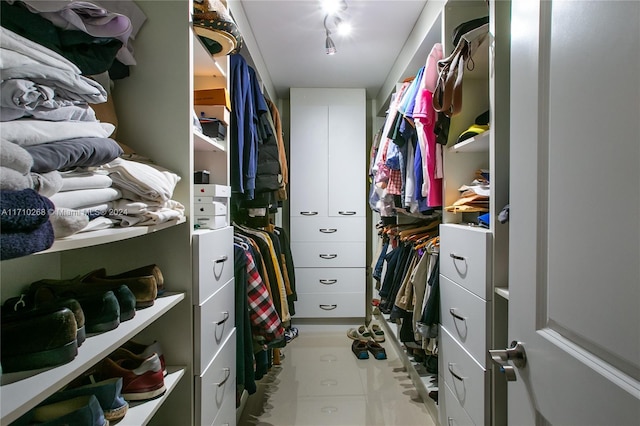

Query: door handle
[{"left": 489, "top": 340, "right": 527, "bottom": 382}]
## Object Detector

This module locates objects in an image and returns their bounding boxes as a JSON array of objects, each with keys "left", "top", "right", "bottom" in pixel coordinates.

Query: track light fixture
[{"left": 321, "top": 0, "right": 349, "bottom": 55}]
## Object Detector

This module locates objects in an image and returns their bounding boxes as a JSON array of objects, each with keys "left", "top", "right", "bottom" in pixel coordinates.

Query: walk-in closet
[{"left": 1, "top": 0, "right": 638, "bottom": 425}]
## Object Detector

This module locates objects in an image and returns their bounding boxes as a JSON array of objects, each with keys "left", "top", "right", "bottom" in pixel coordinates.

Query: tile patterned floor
[{"left": 238, "top": 326, "right": 437, "bottom": 426}]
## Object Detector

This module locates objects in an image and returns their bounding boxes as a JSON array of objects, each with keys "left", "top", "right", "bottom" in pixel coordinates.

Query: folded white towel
[
  {"left": 60, "top": 172, "right": 113, "bottom": 192},
  {"left": 101, "top": 157, "right": 180, "bottom": 203},
  {"left": 2, "top": 120, "right": 115, "bottom": 146},
  {"left": 49, "top": 187, "right": 121, "bottom": 209}
]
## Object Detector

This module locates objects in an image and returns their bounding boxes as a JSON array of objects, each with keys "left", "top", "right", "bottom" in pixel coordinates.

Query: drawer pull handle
[
  {"left": 449, "top": 308, "right": 467, "bottom": 321},
  {"left": 319, "top": 254, "right": 337, "bottom": 259},
  {"left": 448, "top": 417, "right": 455, "bottom": 426},
  {"left": 319, "top": 228, "right": 337, "bottom": 233},
  {"left": 450, "top": 253, "right": 465, "bottom": 261},
  {"left": 448, "top": 363, "right": 466, "bottom": 381},
  {"left": 215, "top": 255, "right": 228, "bottom": 264},
  {"left": 338, "top": 211, "right": 356, "bottom": 215},
  {"left": 215, "top": 311, "right": 230, "bottom": 326},
  {"left": 214, "top": 367, "right": 231, "bottom": 387},
  {"left": 319, "top": 279, "right": 337, "bottom": 285},
  {"left": 319, "top": 304, "right": 337, "bottom": 310},
  {"left": 301, "top": 211, "right": 318, "bottom": 216}
]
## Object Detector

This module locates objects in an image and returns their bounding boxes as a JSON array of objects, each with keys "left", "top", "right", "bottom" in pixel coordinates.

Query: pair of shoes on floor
[
  {"left": 347, "top": 323, "right": 385, "bottom": 343},
  {"left": 284, "top": 327, "right": 299, "bottom": 343},
  {"left": 351, "top": 340, "right": 387, "bottom": 360},
  {"left": 28, "top": 264, "right": 163, "bottom": 310}
]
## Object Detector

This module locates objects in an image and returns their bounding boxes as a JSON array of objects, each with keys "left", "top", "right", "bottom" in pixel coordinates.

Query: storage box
[
  {"left": 194, "top": 201, "right": 227, "bottom": 216},
  {"left": 199, "top": 118, "right": 226, "bottom": 140},
  {"left": 194, "top": 170, "right": 210, "bottom": 184},
  {"left": 194, "top": 184, "right": 231, "bottom": 198},
  {"left": 197, "top": 106, "right": 230, "bottom": 126},
  {"left": 194, "top": 88, "right": 231, "bottom": 110},
  {"left": 194, "top": 215, "right": 228, "bottom": 230}
]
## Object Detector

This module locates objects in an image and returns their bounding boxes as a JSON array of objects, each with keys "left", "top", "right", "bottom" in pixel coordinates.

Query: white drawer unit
[
  {"left": 193, "top": 227, "right": 234, "bottom": 304},
  {"left": 195, "top": 329, "right": 236, "bottom": 426},
  {"left": 291, "top": 242, "right": 365, "bottom": 268},
  {"left": 290, "top": 216, "right": 366, "bottom": 243},
  {"left": 440, "top": 224, "right": 492, "bottom": 300},
  {"left": 194, "top": 201, "right": 227, "bottom": 216},
  {"left": 194, "top": 278, "right": 235, "bottom": 375},
  {"left": 194, "top": 184, "right": 231, "bottom": 198},
  {"left": 294, "top": 291, "right": 365, "bottom": 318},
  {"left": 440, "top": 275, "right": 489, "bottom": 368},
  {"left": 440, "top": 326, "right": 489, "bottom": 426},
  {"left": 294, "top": 267, "right": 364, "bottom": 293},
  {"left": 440, "top": 380, "right": 477, "bottom": 426}
]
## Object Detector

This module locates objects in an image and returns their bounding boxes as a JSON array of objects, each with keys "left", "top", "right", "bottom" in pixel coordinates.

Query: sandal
[
  {"left": 366, "top": 341, "right": 387, "bottom": 360},
  {"left": 351, "top": 340, "right": 369, "bottom": 359},
  {"left": 367, "top": 323, "right": 385, "bottom": 342}
]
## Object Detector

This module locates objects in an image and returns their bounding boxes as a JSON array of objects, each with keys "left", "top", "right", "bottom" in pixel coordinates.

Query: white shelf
[
  {"left": 495, "top": 286, "right": 509, "bottom": 300},
  {"left": 449, "top": 130, "right": 490, "bottom": 153},
  {"left": 119, "top": 367, "right": 186, "bottom": 426},
  {"left": 194, "top": 129, "right": 225, "bottom": 152},
  {"left": 36, "top": 217, "right": 186, "bottom": 255},
  {"left": 0, "top": 293, "right": 185, "bottom": 425},
  {"left": 192, "top": 30, "right": 227, "bottom": 78}
]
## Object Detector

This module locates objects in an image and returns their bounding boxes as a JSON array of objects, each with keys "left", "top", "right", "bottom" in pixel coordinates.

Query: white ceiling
[{"left": 233, "top": 0, "right": 429, "bottom": 101}]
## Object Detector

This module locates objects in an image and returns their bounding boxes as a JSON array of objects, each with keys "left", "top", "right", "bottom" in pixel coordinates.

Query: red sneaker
[{"left": 99, "top": 348, "right": 166, "bottom": 401}]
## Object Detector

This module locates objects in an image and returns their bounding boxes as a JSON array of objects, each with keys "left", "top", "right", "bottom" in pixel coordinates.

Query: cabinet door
[
  {"left": 290, "top": 105, "right": 329, "bottom": 217},
  {"left": 328, "top": 104, "right": 366, "bottom": 217}
]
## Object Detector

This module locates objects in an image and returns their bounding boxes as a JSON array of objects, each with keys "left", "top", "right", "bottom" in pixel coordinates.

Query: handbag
[{"left": 432, "top": 18, "right": 489, "bottom": 117}]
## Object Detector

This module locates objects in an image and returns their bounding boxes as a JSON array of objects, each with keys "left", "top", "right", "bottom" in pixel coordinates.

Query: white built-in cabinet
[
  {"left": 289, "top": 88, "right": 366, "bottom": 319},
  {"left": 0, "top": 1, "right": 239, "bottom": 425},
  {"left": 437, "top": 1, "right": 510, "bottom": 426}
]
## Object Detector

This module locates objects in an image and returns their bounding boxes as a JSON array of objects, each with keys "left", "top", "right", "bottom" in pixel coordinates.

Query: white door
[{"left": 507, "top": 1, "right": 640, "bottom": 424}]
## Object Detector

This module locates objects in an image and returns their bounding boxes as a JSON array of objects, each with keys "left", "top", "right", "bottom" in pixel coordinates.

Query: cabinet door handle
[
  {"left": 448, "top": 417, "right": 455, "bottom": 426},
  {"left": 448, "top": 363, "right": 466, "bottom": 381},
  {"left": 215, "top": 311, "right": 230, "bottom": 326},
  {"left": 338, "top": 211, "right": 356, "bottom": 215},
  {"left": 300, "top": 211, "right": 318, "bottom": 216},
  {"left": 319, "top": 279, "right": 337, "bottom": 285},
  {"left": 319, "top": 228, "right": 337, "bottom": 233},
  {"left": 449, "top": 308, "right": 467, "bottom": 321},
  {"left": 449, "top": 253, "right": 465, "bottom": 261},
  {"left": 319, "top": 254, "right": 337, "bottom": 259},
  {"left": 215, "top": 255, "right": 228, "bottom": 264},
  {"left": 319, "top": 304, "right": 337, "bottom": 310},
  {"left": 214, "top": 367, "right": 231, "bottom": 387}
]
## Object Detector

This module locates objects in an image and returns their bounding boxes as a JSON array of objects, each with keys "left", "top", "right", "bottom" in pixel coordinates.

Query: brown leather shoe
[
  {"left": 82, "top": 268, "right": 157, "bottom": 308},
  {"left": 106, "top": 264, "right": 165, "bottom": 296},
  {"left": 29, "top": 268, "right": 157, "bottom": 310}
]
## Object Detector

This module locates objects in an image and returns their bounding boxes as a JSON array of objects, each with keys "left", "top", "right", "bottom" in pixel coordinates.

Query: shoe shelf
[
  {"left": 449, "top": 130, "right": 490, "bottom": 153},
  {"left": 194, "top": 129, "right": 226, "bottom": 152},
  {"left": 119, "top": 367, "right": 185, "bottom": 426},
  {"left": 0, "top": 292, "right": 185, "bottom": 425},
  {"left": 36, "top": 217, "right": 187, "bottom": 255},
  {"left": 374, "top": 312, "right": 439, "bottom": 421}
]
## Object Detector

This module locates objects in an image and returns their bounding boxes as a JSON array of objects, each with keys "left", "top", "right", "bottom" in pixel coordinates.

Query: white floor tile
[{"left": 238, "top": 329, "right": 437, "bottom": 426}]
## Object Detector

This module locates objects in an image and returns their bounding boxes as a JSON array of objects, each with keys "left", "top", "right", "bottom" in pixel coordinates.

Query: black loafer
[
  {"left": 367, "top": 341, "right": 387, "bottom": 360},
  {"left": 1, "top": 304, "right": 78, "bottom": 373},
  {"left": 351, "top": 340, "right": 369, "bottom": 359}
]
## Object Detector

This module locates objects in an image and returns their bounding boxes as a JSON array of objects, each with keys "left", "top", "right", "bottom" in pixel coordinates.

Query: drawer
[
  {"left": 194, "top": 278, "right": 235, "bottom": 375},
  {"left": 440, "top": 224, "right": 492, "bottom": 299},
  {"left": 290, "top": 216, "right": 366, "bottom": 242},
  {"left": 440, "top": 378, "right": 477, "bottom": 426},
  {"left": 212, "top": 394, "right": 236, "bottom": 426},
  {"left": 295, "top": 267, "right": 364, "bottom": 293},
  {"left": 440, "top": 326, "right": 488, "bottom": 426},
  {"left": 294, "top": 292, "right": 365, "bottom": 318},
  {"left": 291, "top": 242, "right": 365, "bottom": 267},
  {"left": 193, "top": 227, "right": 234, "bottom": 304},
  {"left": 195, "top": 329, "right": 236, "bottom": 426},
  {"left": 440, "top": 275, "right": 489, "bottom": 368}
]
